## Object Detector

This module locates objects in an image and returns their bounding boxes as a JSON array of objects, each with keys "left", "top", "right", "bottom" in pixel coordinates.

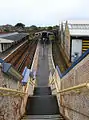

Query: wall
[
  {"left": 0, "top": 67, "right": 26, "bottom": 120},
  {"left": 3, "top": 43, "right": 12, "bottom": 52},
  {"left": 59, "top": 54, "right": 89, "bottom": 120},
  {"left": 64, "top": 22, "right": 70, "bottom": 60},
  {"left": 0, "top": 43, "right": 2, "bottom": 52},
  {"left": 60, "top": 23, "right": 64, "bottom": 49},
  {"left": 59, "top": 22, "right": 71, "bottom": 67}
]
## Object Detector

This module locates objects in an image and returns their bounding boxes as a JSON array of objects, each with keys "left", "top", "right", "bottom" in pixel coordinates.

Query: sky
[{"left": 0, "top": 0, "right": 89, "bottom": 26}]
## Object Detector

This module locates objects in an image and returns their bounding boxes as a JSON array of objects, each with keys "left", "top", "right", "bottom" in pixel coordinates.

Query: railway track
[
  {"left": 16, "top": 40, "right": 37, "bottom": 73},
  {"left": 4, "top": 41, "right": 28, "bottom": 63},
  {"left": 4, "top": 39, "right": 38, "bottom": 74}
]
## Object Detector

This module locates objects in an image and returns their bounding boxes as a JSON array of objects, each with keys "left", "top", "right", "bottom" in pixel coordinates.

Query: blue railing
[
  {"left": 56, "top": 66, "right": 63, "bottom": 78},
  {"left": 56, "top": 48, "right": 89, "bottom": 78},
  {"left": 0, "top": 58, "right": 5, "bottom": 63}
]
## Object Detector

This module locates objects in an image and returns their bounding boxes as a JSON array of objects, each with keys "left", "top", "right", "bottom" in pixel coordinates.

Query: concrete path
[{"left": 37, "top": 44, "right": 49, "bottom": 86}]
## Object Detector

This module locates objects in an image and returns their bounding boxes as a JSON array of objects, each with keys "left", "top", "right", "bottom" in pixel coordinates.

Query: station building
[
  {"left": 59, "top": 20, "right": 89, "bottom": 62},
  {"left": 0, "top": 32, "right": 29, "bottom": 52}
]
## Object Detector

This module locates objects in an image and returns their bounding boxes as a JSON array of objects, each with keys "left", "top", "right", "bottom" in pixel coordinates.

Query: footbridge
[{"left": 0, "top": 41, "right": 89, "bottom": 120}]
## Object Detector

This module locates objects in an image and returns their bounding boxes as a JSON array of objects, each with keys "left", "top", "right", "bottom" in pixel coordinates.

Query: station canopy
[
  {"left": 0, "top": 33, "right": 28, "bottom": 42},
  {"left": 0, "top": 32, "right": 29, "bottom": 44}
]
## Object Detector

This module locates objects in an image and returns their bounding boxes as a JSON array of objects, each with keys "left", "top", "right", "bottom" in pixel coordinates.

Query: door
[{"left": 71, "top": 39, "right": 82, "bottom": 62}]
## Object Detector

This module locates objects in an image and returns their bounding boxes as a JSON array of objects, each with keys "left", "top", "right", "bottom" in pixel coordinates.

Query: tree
[
  {"left": 29, "top": 25, "right": 38, "bottom": 31},
  {"left": 47, "top": 26, "right": 53, "bottom": 31},
  {"left": 53, "top": 25, "right": 59, "bottom": 30},
  {"left": 4, "top": 29, "right": 9, "bottom": 32},
  {"left": 15, "top": 23, "right": 25, "bottom": 28}
]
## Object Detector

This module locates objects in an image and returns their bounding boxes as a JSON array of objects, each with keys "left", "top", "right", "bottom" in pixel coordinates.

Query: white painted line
[{"left": 3, "top": 40, "right": 28, "bottom": 60}]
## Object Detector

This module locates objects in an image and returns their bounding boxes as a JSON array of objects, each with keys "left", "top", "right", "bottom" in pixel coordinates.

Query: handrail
[
  {"left": 56, "top": 48, "right": 89, "bottom": 78},
  {"left": 29, "top": 79, "right": 37, "bottom": 86},
  {"left": 56, "top": 66, "right": 62, "bottom": 78},
  {"left": 49, "top": 78, "right": 55, "bottom": 85},
  {"left": 0, "top": 87, "right": 27, "bottom": 96},
  {"left": 57, "top": 83, "right": 89, "bottom": 93},
  {"left": 62, "top": 48, "right": 89, "bottom": 77}
]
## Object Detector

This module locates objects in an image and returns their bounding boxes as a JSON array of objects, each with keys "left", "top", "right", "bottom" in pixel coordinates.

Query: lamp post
[{"left": 0, "top": 58, "right": 23, "bottom": 81}]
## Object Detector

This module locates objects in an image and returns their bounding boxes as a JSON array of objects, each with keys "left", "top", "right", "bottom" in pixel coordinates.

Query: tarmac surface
[{"left": 37, "top": 43, "right": 49, "bottom": 86}]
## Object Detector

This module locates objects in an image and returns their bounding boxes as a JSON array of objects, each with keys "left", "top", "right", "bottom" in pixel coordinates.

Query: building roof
[
  {"left": 0, "top": 32, "right": 18, "bottom": 37},
  {"left": 0, "top": 33, "right": 28, "bottom": 42},
  {"left": 67, "top": 20, "right": 89, "bottom": 36},
  {"left": 69, "top": 29, "right": 89, "bottom": 36},
  {"left": 68, "top": 20, "right": 89, "bottom": 24},
  {"left": 0, "top": 38, "right": 13, "bottom": 43},
  {"left": 68, "top": 24, "right": 89, "bottom": 29}
]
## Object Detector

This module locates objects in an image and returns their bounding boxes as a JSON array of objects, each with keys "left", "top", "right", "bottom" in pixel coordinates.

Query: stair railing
[
  {"left": 49, "top": 68, "right": 89, "bottom": 94},
  {"left": 23, "top": 78, "right": 37, "bottom": 93},
  {"left": 57, "top": 82, "right": 89, "bottom": 93},
  {"left": 0, "top": 87, "right": 27, "bottom": 97},
  {"left": 0, "top": 76, "right": 37, "bottom": 97},
  {"left": 49, "top": 69, "right": 61, "bottom": 94},
  {"left": 49, "top": 67, "right": 89, "bottom": 120}
]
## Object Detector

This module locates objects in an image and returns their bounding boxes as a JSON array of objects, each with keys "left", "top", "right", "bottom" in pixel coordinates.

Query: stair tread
[
  {"left": 22, "top": 118, "right": 64, "bottom": 119},
  {"left": 23, "top": 115, "right": 62, "bottom": 118},
  {"left": 21, "top": 118, "right": 64, "bottom": 120},
  {"left": 26, "top": 95, "right": 59, "bottom": 115},
  {"left": 22, "top": 115, "right": 64, "bottom": 120},
  {"left": 33, "top": 87, "right": 52, "bottom": 96}
]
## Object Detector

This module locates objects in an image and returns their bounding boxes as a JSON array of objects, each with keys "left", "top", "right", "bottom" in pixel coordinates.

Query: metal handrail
[
  {"left": 57, "top": 83, "right": 89, "bottom": 93},
  {"left": 49, "top": 72, "right": 89, "bottom": 93},
  {"left": 49, "top": 68, "right": 89, "bottom": 94},
  {"left": 29, "top": 79, "right": 37, "bottom": 86},
  {"left": 49, "top": 79, "right": 55, "bottom": 85},
  {"left": 0, "top": 87, "right": 27, "bottom": 96}
]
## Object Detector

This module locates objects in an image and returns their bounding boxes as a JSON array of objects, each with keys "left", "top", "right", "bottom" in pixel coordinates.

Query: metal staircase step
[
  {"left": 21, "top": 118, "right": 64, "bottom": 119},
  {"left": 33, "top": 87, "right": 52, "bottom": 96},
  {"left": 23, "top": 86, "right": 65, "bottom": 119},
  {"left": 21, "top": 115, "right": 64, "bottom": 120},
  {"left": 26, "top": 95, "right": 59, "bottom": 115}
]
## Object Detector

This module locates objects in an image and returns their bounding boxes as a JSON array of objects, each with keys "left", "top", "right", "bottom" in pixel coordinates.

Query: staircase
[{"left": 21, "top": 87, "right": 64, "bottom": 120}]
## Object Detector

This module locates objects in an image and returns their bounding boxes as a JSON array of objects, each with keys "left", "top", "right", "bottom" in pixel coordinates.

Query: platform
[{"left": 37, "top": 44, "right": 49, "bottom": 86}]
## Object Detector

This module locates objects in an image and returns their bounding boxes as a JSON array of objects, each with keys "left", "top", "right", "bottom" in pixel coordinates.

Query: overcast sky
[{"left": 0, "top": 0, "right": 89, "bottom": 26}]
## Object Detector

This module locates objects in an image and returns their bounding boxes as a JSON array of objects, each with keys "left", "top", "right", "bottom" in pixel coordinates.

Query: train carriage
[{"left": 40, "top": 31, "right": 55, "bottom": 44}]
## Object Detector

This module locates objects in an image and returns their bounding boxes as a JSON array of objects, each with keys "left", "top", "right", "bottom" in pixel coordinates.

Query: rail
[
  {"left": 0, "top": 78, "right": 36, "bottom": 97},
  {"left": 29, "top": 78, "right": 37, "bottom": 86},
  {"left": 3, "top": 40, "right": 28, "bottom": 61},
  {"left": 57, "top": 83, "right": 89, "bottom": 93},
  {"left": 49, "top": 68, "right": 89, "bottom": 94},
  {"left": 61, "top": 48, "right": 89, "bottom": 78},
  {"left": 0, "top": 87, "right": 27, "bottom": 97},
  {"left": 16, "top": 39, "right": 37, "bottom": 73}
]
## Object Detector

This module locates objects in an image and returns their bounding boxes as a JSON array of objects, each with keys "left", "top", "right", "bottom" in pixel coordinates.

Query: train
[{"left": 40, "top": 31, "right": 55, "bottom": 44}]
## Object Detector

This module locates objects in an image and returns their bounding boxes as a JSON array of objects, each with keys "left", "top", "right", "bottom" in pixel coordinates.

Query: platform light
[
  {"left": 0, "top": 58, "right": 23, "bottom": 81},
  {"left": 22, "top": 67, "right": 31, "bottom": 86}
]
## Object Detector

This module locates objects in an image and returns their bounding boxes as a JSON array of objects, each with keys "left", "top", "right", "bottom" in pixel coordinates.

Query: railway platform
[{"left": 37, "top": 43, "right": 49, "bottom": 86}]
